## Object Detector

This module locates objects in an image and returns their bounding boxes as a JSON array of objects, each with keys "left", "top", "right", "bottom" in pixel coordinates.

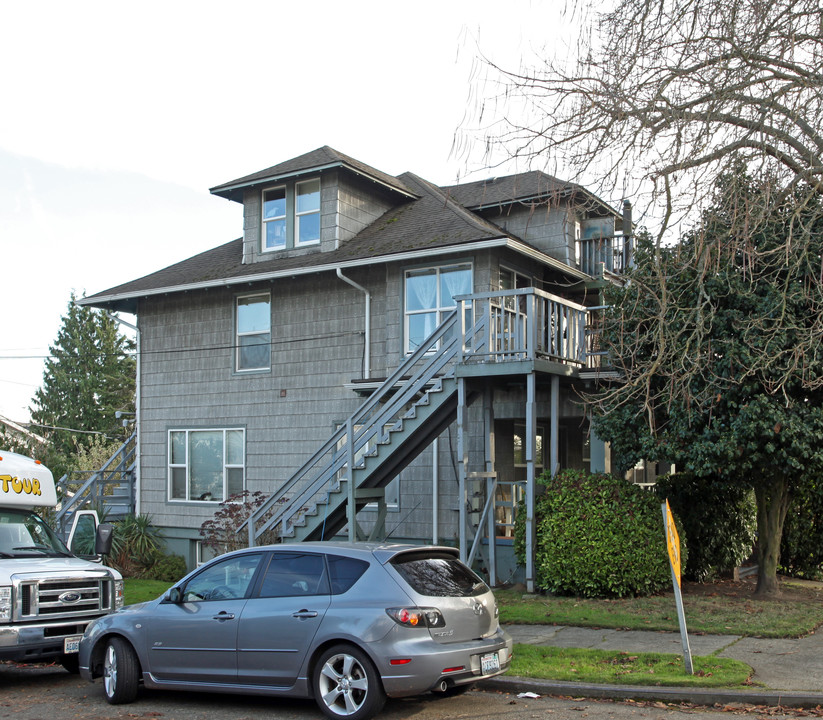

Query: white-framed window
[
  {"left": 169, "top": 428, "right": 246, "bottom": 503},
  {"left": 262, "top": 186, "right": 287, "bottom": 251},
  {"left": 295, "top": 178, "right": 321, "bottom": 246},
  {"left": 495, "top": 424, "right": 545, "bottom": 538},
  {"left": 404, "top": 263, "right": 472, "bottom": 353},
  {"left": 261, "top": 177, "right": 321, "bottom": 252},
  {"left": 236, "top": 293, "right": 271, "bottom": 371},
  {"left": 499, "top": 266, "right": 532, "bottom": 310}
]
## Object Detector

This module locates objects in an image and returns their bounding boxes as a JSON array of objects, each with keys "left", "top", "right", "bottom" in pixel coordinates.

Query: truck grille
[{"left": 14, "top": 572, "right": 115, "bottom": 622}]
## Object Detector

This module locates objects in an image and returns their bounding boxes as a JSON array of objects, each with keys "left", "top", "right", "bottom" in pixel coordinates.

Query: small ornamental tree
[
  {"left": 515, "top": 469, "right": 682, "bottom": 597},
  {"left": 200, "top": 491, "right": 279, "bottom": 556}
]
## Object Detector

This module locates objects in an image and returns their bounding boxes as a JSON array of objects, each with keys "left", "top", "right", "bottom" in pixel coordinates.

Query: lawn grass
[
  {"left": 511, "top": 645, "right": 753, "bottom": 687},
  {"left": 123, "top": 578, "right": 172, "bottom": 605},
  {"left": 495, "top": 583, "right": 823, "bottom": 638}
]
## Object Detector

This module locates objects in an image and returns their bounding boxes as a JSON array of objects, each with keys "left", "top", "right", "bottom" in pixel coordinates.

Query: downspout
[
  {"left": 336, "top": 268, "right": 370, "bottom": 379},
  {"left": 105, "top": 311, "right": 141, "bottom": 516}
]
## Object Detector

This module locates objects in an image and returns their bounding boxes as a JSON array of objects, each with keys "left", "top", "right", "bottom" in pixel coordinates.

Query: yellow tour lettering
[
  {"left": 0, "top": 475, "right": 9, "bottom": 493},
  {"left": 32, "top": 478, "right": 41, "bottom": 495},
  {"left": 11, "top": 477, "right": 22, "bottom": 493}
]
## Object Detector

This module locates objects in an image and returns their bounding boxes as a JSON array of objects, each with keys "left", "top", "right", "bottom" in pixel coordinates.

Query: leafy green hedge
[
  {"left": 655, "top": 473, "right": 755, "bottom": 582},
  {"left": 514, "top": 469, "right": 681, "bottom": 597},
  {"left": 781, "top": 475, "right": 823, "bottom": 580}
]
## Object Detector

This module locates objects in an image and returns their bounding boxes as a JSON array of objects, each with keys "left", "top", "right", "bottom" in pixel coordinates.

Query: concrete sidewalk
[{"left": 481, "top": 625, "right": 823, "bottom": 707}]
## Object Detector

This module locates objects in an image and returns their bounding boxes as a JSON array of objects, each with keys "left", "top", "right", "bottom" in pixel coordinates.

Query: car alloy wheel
[
  {"left": 313, "top": 644, "right": 385, "bottom": 720},
  {"left": 102, "top": 637, "right": 139, "bottom": 705}
]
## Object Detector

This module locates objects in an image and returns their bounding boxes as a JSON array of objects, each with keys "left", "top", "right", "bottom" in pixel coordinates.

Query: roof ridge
[{"left": 399, "top": 172, "right": 508, "bottom": 238}]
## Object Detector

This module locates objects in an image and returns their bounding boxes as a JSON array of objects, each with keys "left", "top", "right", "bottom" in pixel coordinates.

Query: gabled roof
[{"left": 210, "top": 146, "right": 417, "bottom": 203}]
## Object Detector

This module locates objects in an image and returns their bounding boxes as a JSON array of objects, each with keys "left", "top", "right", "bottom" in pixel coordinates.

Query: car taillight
[{"left": 386, "top": 606, "right": 446, "bottom": 628}]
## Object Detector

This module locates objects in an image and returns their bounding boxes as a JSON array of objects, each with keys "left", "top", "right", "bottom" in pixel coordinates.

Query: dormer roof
[{"left": 210, "top": 145, "right": 418, "bottom": 203}]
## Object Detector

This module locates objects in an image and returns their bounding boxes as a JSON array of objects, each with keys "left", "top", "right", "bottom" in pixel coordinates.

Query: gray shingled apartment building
[{"left": 81, "top": 146, "right": 629, "bottom": 587}]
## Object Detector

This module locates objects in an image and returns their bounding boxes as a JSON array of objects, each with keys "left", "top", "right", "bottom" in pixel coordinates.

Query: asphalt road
[{"left": 0, "top": 661, "right": 812, "bottom": 720}]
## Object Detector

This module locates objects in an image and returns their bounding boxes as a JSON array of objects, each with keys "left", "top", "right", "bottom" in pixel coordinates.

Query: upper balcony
[
  {"left": 577, "top": 234, "right": 630, "bottom": 276},
  {"left": 455, "top": 287, "right": 608, "bottom": 378}
]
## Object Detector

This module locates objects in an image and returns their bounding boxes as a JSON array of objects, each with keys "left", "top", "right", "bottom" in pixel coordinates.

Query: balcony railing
[
  {"left": 577, "top": 235, "right": 628, "bottom": 276},
  {"left": 456, "top": 288, "right": 604, "bottom": 370}
]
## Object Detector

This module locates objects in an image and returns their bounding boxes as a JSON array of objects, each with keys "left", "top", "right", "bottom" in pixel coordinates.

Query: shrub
[
  {"left": 109, "top": 514, "right": 163, "bottom": 577},
  {"left": 145, "top": 553, "right": 188, "bottom": 582},
  {"left": 200, "top": 491, "right": 278, "bottom": 556},
  {"left": 654, "top": 473, "right": 755, "bottom": 582},
  {"left": 781, "top": 475, "right": 823, "bottom": 580},
  {"left": 514, "top": 469, "right": 682, "bottom": 597}
]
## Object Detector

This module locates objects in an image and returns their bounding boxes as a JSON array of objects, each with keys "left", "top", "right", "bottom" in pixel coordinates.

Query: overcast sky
[{"left": 0, "top": 0, "right": 569, "bottom": 424}]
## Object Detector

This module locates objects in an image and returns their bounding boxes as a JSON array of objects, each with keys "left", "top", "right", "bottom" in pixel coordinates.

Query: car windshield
[
  {"left": 390, "top": 551, "right": 489, "bottom": 597},
  {"left": 0, "top": 508, "right": 71, "bottom": 557}
]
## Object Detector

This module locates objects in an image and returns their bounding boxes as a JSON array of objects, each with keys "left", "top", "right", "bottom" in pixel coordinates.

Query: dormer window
[
  {"left": 261, "top": 178, "right": 321, "bottom": 252},
  {"left": 263, "top": 186, "right": 287, "bottom": 250},
  {"left": 295, "top": 179, "right": 320, "bottom": 245}
]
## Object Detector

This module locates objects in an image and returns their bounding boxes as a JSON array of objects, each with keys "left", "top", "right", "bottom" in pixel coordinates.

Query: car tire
[
  {"left": 102, "top": 637, "right": 140, "bottom": 705},
  {"left": 60, "top": 654, "right": 80, "bottom": 674},
  {"left": 312, "top": 644, "right": 386, "bottom": 720}
]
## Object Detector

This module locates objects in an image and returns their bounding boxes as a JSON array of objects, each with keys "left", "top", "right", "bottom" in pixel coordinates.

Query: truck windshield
[{"left": 0, "top": 508, "right": 72, "bottom": 558}]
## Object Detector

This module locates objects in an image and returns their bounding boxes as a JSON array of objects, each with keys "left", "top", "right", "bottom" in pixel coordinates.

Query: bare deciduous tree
[
  {"left": 460, "top": 0, "right": 823, "bottom": 597},
  {"left": 461, "top": 0, "right": 823, "bottom": 230}
]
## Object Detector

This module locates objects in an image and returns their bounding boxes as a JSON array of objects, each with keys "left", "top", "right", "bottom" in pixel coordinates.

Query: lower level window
[{"left": 169, "top": 428, "right": 245, "bottom": 502}]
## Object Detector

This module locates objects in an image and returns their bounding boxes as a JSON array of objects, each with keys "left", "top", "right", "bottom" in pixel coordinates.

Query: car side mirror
[
  {"left": 166, "top": 587, "right": 183, "bottom": 604},
  {"left": 95, "top": 523, "right": 114, "bottom": 556}
]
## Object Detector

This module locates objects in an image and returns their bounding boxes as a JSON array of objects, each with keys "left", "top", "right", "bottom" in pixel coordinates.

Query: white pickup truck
[{"left": 0, "top": 450, "right": 123, "bottom": 671}]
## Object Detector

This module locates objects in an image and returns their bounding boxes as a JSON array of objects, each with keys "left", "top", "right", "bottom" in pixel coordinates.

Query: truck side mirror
[{"left": 95, "top": 523, "right": 114, "bottom": 556}]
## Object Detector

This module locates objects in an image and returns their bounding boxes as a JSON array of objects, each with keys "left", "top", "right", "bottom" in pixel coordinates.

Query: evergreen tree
[{"left": 30, "top": 293, "right": 136, "bottom": 478}]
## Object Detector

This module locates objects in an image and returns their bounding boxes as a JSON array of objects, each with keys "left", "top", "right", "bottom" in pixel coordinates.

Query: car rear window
[
  {"left": 327, "top": 554, "right": 370, "bottom": 594},
  {"left": 390, "top": 552, "right": 489, "bottom": 597}
]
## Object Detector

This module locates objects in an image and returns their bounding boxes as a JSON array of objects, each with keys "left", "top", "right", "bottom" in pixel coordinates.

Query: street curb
[{"left": 479, "top": 675, "right": 823, "bottom": 709}]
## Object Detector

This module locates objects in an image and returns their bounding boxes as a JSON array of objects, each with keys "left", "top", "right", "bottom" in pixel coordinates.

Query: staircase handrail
[
  {"left": 243, "top": 309, "right": 484, "bottom": 544},
  {"left": 54, "top": 432, "right": 137, "bottom": 531}
]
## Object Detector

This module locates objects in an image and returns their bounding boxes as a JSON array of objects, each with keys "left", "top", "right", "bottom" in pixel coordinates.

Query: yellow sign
[{"left": 663, "top": 499, "right": 681, "bottom": 587}]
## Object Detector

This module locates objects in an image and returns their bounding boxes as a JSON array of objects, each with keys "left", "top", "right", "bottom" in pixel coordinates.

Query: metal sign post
[{"left": 662, "top": 500, "right": 693, "bottom": 675}]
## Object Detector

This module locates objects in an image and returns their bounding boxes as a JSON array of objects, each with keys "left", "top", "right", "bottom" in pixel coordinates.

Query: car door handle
[
  {"left": 293, "top": 610, "right": 318, "bottom": 619},
  {"left": 213, "top": 611, "right": 235, "bottom": 621}
]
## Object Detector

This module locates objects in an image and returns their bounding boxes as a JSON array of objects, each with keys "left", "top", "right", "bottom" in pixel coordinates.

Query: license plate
[
  {"left": 480, "top": 652, "right": 500, "bottom": 674},
  {"left": 63, "top": 635, "right": 82, "bottom": 654}
]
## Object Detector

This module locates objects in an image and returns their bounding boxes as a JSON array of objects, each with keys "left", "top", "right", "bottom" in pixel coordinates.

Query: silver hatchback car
[{"left": 79, "top": 542, "right": 512, "bottom": 720}]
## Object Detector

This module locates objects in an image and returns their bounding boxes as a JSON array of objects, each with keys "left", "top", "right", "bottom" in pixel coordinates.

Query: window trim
[
  {"left": 403, "top": 262, "right": 473, "bottom": 354},
  {"left": 168, "top": 427, "right": 246, "bottom": 504},
  {"left": 262, "top": 184, "right": 287, "bottom": 251},
  {"left": 295, "top": 178, "right": 321, "bottom": 247},
  {"left": 260, "top": 177, "right": 321, "bottom": 253},
  {"left": 236, "top": 291, "right": 271, "bottom": 372}
]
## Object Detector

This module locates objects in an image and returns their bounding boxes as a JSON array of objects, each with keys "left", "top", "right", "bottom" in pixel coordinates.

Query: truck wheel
[
  {"left": 103, "top": 637, "right": 139, "bottom": 704},
  {"left": 312, "top": 644, "right": 386, "bottom": 720},
  {"left": 60, "top": 654, "right": 80, "bottom": 674}
]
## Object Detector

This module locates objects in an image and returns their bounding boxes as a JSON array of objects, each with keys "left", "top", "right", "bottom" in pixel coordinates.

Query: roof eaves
[{"left": 79, "top": 237, "right": 592, "bottom": 309}]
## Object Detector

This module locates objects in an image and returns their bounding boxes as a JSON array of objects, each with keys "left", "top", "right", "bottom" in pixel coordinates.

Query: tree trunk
[{"left": 753, "top": 474, "right": 791, "bottom": 598}]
